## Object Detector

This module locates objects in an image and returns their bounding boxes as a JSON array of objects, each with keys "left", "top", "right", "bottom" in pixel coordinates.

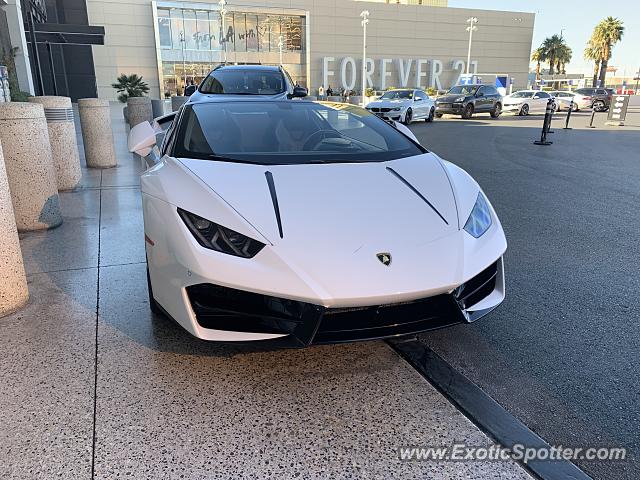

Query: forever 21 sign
[{"left": 322, "top": 57, "right": 479, "bottom": 91}]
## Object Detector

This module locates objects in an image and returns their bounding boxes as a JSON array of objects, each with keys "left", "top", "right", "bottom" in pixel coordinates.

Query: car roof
[{"left": 211, "top": 64, "right": 282, "bottom": 72}]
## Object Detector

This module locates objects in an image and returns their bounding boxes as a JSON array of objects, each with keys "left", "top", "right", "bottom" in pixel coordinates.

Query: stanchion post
[
  {"left": 588, "top": 109, "right": 597, "bottom": 128},
  {"left": 546, "top": 99, "right": 555, "bottom": 134},
  {"left": 563, "top": 100, "right": 573, "bottom": 130},
  {"left": 534, "top": 99, "right": 554, "bottom": 145}
]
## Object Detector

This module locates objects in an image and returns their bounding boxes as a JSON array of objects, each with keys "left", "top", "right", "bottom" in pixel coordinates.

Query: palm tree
[
  {"left": 591, "top": 17, "right": 624, "bottom": 86},
  {"left": 584, "top": 41, "right": 602, "bottom": 87},
  {"left": 556, "top": 44, "right": 572, "bottom": 75},
  {"left": 111, "top": 74, "right": 150, "bottom": 103},
  {"left": 531, "top": 47, "right": 545, "bottom": 82},
  {"left": 540, "top": 34, "right": 566, "bottom": 75}
]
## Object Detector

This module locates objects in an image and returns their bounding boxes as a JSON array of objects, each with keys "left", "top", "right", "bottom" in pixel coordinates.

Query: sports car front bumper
[{"left": 182, "top": 258, "right": 503, "bottom": 347}]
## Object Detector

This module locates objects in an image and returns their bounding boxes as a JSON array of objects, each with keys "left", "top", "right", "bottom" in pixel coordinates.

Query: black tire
[
  {"left": 426, "top": 107, "right": 435, "bottom": 122},
  {"left": 403, "top": 108, "right": 413, "bottom": 125},
  {"left": 490, "top": 102, "right": 502, "bottom": 118},
  {"left": 572, "top": 102, "right": 579, "bottom": 112},
  {"left": 435, "top": 112, "right": 443, "bottom": 118},
  {"left": 146, "top": 266, "right": 162, "bottom": 315},
  {"left": 593, "top": 100, "right": 605, "bottom": 112},
  {"left": 519, "top": 103, "right": 529, "bottom": 116},
  {"left": 461, "top": 104, "right": 474, "bottom": 119}
]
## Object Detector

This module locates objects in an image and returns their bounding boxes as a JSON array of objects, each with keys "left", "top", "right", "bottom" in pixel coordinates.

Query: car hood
[
  {"left": 179, "top": 154, "right": 462, "bottom": 301},
  {"left": 436, "top": 94, "right": 471, "bottom": 103},
  {"left": 367, "top": 99, "right": 412, "bottom": 108}
]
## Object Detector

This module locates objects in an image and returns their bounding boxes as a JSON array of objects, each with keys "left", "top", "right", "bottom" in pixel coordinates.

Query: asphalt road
[{"left": 409, "top": 109, "right": 640, "bottom": 480}]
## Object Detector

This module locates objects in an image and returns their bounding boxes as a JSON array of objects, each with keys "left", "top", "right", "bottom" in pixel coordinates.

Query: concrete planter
[
  {"left": 303, "top": 95, "right": 318, "bottom": 101},
  {"left": 28, "top": 96, "right": 81, "bottom": 191},
  {"left": 0, "top": 139, "right": 28, "bottom": 316},
  {"left": 127, "top": 96, "right": 152, "bottom": 127},
  {"left": 0, "top": 102, "right": 63, "bottom": 231},
  {"left": 171, "top": 96, "right": 188, "bottom": 112},
  {"left": 349, "top": 96, "right": 363, "bottom": 106},
  {"left": 151, "top": 99, "right": 165, "bottom": 119},
  {"left": 123, "top": 105, "right": 129, "bottom": 123},
  {"left": 327, "top": 96, "right": 342, "bottom": 102},
  {"left": 78, "top": 98, "right": 117, "bottom": 169}
]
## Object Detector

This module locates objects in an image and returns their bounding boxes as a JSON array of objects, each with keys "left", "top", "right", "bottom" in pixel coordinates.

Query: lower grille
[
  {"left": 186, "top": 283, "right": 467, "bottom": 346},
  {"left": 454, "top": 261, "right": 498, "bottom": 309},
  {"left": 381, "top": 107, "right": 392, "bottom": 112}
]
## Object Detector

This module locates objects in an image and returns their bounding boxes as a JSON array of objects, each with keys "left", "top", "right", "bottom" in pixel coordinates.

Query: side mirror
[
  {"left": 128, "top": 121, "right": 159, "bottom": 157},
  {"left": 292, "top": 86, "right": 308, "bottom": 98}
]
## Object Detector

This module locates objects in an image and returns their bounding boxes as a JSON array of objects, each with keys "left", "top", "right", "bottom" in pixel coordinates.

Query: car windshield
[
  {"left": 199, "top": 69, "right": 286, "bottom": 95},
  {"left": 380, "top": 90, "right": 413, "bottom": 100},
  {"left": 447, "top": 85, "right": 478, "bottom": 95},
  {"left": 510, "top": 91, "right": 534, "bottom": 98},
  {"left": 173, "top": 101, "right": 425, "bottom": 165}
]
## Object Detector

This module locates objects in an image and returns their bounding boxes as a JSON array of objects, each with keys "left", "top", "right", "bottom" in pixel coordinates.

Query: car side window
[
  {"left": 487, "top": 86, "right": 498, "bottom": 95},
  {"left": 476, "top": 86, "right": 485, "bottom": 96},
  {"left": 414, "top": 91, "right": 424, "bottom": 101},
  {"left": 538, "top": 92, "right": 550, "bottom": 99}
]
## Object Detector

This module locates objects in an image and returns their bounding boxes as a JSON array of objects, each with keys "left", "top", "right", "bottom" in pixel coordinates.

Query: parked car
[
  {"left": 365, "top": 89, "right": 436, "bottom": 124},
  {"left": 574, "top": 87, "right": 612, "bottom": 112},
  {"left": 548, "top": 91, "right": 591, "bottom": 111},
  {"left": 502, "top": 90, "right": 555, "bottom": 116},
  {"left": 127, "top": 98, "right": 507, "bottom": 346},
  {"left": 190, "top": 64, "right": 307, "bottom": 103},
  {"left": 435, "top": 84, "right": 502, "bottom": 119}
]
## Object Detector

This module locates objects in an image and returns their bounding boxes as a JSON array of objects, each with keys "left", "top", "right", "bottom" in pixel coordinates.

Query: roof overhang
[{"left": 24, "top": 23, "right": 105, "bottom": 45}]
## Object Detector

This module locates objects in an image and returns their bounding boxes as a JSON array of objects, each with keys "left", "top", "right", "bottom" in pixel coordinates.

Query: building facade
[{"left": 5, "top": 0, "right": 535, "bottom": 100}]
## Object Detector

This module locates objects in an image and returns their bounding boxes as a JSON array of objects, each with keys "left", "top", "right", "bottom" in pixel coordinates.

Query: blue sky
[{"left": 449, "top": 0, "right": 639, "bottom": 77}]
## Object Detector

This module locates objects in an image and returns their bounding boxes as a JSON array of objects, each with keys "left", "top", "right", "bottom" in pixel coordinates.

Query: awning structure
[{"left": 24, "top": 23, "right": 105, "bottom": 46}]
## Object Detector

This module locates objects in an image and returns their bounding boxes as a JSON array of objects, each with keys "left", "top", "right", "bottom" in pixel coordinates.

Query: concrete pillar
[
  {"left": 4, "top": 0, "right": 35, "bottom": 94},
  {"left": 127, "top": 97, "right": 152, "bottom": 128},
  {"left": 28, "top": 96, "right": 81, "bottom": 191},
  {"left": 0, "top": 102, "right": 63, "bottom": 231},
  {"left": 78, "top": 98, "right": 117, "bottom": 168},
  {"left": 171, "top": 96, "right": 188, "bottom": 112},
  {"left": 0, "top": 139, "right": 29, "bottom": 317}
]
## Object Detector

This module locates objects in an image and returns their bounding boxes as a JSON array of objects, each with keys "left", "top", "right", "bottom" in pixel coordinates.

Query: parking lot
[
  {"left": 1, "top": 103, "right": 638, "bottom": 480},
  {"left": 409, "top": 107, "right": 640, "bottom": 480}
]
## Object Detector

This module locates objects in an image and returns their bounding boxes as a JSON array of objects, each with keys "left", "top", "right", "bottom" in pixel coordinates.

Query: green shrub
[{"left": 111, "top": 74, "right": 150, "bottom": 103}]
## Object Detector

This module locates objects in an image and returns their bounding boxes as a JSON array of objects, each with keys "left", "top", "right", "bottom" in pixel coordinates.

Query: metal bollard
[
  {"left": 588, "top": 110, "right": 597, "bottom": 128},
  {"left": 546, "top": 99, "right": 555, "bottom": 134},
  {"left": 563, "top": 100, "right": 573, "bottom": 130},
  {"left": 533, "top": 99, "right": 554, "bottom": 145}
]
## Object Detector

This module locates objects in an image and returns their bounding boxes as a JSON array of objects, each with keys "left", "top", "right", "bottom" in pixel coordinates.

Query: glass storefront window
[
  {"left": 220, "top": 12, "right": 233, "bottom": 50},
  {"left": 257, "top": 14, "right": 270, "bottom": 52},
  {"left": 284, "top": 16, "right": 303, "bottom": 51},
  {"left": 268, "top": 15, "right": 282, "bottom": 52},
  {"left": 158, "top": 9, "right": 172, "bottom": 48},
  {"left": 195, "top": 10, "right": 211, "bottom": 50},
  {"left": 245, "top": 14, "right": 258, "bottom": 52},
  {"left": 183, "top": 10, "right": 197, "bottom": 50},
  {"left": 170, "top": 9, "right": 184, "bottom": 51},
  {"left": 233, "top": 13, "right": 245, "bottom": 52}
]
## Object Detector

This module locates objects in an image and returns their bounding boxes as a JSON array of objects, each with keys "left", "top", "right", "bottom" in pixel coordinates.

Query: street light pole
[
  {"left": 219, "top": 0, "right": 227, "bottom": 63},
  {"left": 360, "top": 10, "right": 369, "bottom": 107},
  {"left": 179, "top": 30, "right": 186, "bottom": 94},
  {"left": 278, "top": 35, "right": 284, "bottom": 66},
  {"left": 465, "top": 17, "right": 478, "bottom": 76}
]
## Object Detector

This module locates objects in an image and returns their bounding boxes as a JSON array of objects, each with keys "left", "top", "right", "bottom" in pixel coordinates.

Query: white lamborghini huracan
[{"left": 128, "top": 97, "right": 506, "bottom": 346}]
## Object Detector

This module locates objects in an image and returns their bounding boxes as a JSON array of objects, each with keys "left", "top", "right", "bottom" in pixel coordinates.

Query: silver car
[{"left": 365, "top": 89, "right": 436, "bottom": 124}]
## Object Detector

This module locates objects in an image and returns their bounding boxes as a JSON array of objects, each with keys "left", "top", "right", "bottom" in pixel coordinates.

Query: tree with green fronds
[
  {"left": 531, "top": 47, "right": 546, "bottom": 82},
  {"left": 555, "top": 43, "right": 572, "bottom": 75},
  {"left": 589, "top": 17, "right": 624, "bottom": 86},
  {"left": 540, "top": 34, "right": 568, "bottom": 75},
  {"left": 584, "top": 40, "right": 603, "bottom": 87},
  {"left": 111, "top": 74, "right": 150, "bottom": 103}
]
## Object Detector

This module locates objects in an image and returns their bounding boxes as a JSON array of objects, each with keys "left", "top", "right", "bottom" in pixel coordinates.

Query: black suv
[
  {"left": 435, "top": 84, "right": 503, "bottom": 119},
  {"left": 574, "top": 87, "right": 612, "bottom": 112}
]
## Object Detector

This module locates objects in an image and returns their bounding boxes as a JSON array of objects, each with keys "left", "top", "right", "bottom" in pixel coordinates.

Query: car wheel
[
  {"left": 461, "top": 104, "right": 474, "bottom": 119},
  {"left": 593, "top": 100, "right": 605, "bottom": 112},
  {"left": 403, "top": 108, "right": 413, "bottom": 125},
  {"left": 519, "top": 104, "right": 529, "bottom": 116},
  {"left": 490, "top": 102, "right": 502, "bottom": 118},
  {"left": 435, "top": 112, "right": 443, "bottom": 118},
  {"left": 572, "top": 103, "right": 579, "bottom": 112},
  {"left": 146, "top": 266, "right": 162, "bottom": 315},
  {"left": 426, "top": 107, "right": 435, "bottom": 122}
]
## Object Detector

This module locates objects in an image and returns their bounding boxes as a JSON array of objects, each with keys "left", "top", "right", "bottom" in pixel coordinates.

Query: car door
[
  {"left": 475, "top": 86, "right": 489, "bottom": 111},
  {"left": 413, "top": 90, "right": 427, "bottom": 118}
]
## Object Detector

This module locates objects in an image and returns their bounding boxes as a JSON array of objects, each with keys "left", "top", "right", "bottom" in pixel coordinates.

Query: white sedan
[
  {"left": 365, "top": 89, "right": 436, "bottom": 124},
  {"left": 128, "top": 97, "right": 506, "bottom": 346},
  {"left": 549, "top": 91, "right": 591, "bottom": 111},
  {"left": 503, "top": 90, "right": 555, "bottom": 115}
]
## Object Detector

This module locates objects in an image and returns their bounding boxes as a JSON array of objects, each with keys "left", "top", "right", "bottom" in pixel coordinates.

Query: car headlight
[
  {"left": 393, "top": 107, "right": 402, "bottom": 111},
  {"left": 463, "top": 192, "right": 492, "bottom": 238},
  {"left": 178, "top": 208, "right": 265, "bottom": 258},
  {"left": 454, "top": 96, "right": 466, "bottom": 103}
]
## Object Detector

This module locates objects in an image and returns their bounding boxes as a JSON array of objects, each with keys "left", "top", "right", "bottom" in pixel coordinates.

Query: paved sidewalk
[{"left": 0, "top": 104, "right": 533, "bottom": 479}]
